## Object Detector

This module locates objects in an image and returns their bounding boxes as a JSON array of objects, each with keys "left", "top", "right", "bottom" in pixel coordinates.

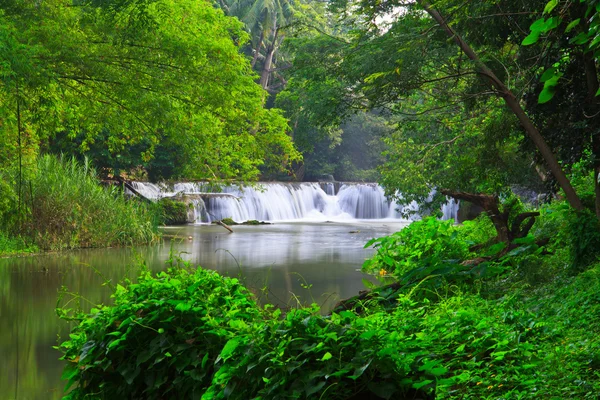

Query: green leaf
[
  {"left": 569, "top": 32, "right": 589, "bottom": 45},
  {"left": 589, "top": 34, "right": 600, "bottom": 50},
  {"left": 544, "top": 0, "right": 558, "bottom": 14},
  {"left": 320, "top": 352, "right": 333, "bottom": 361},
  {"left": 107, "top": 338, "right": 122, "bottom": 349},
  {"left": 175, "top": 301, "right": 192, "bottom": 312},
  {"left": 413, "top": 379, "right": 434, "bottom": 390},
  {"left": 219, "top": 338, "right": 240, "bottom": 361},
  {"left": 540, "top": 67, "right": 557, "bottom": 82},
  {"left": 530, "top": 18, "right": 548, "bottom": 32},
  {"left": 362, "top": 278, "right": 377, "bottom": 290},
  {"left": 305, "top": 381, "right": 326, "bottom": 396},
  {"left": 539, "top": 86, "right": 556, "bottom": 104},
  {"left": 565, "top": 18, "right": 581, "bottom": 33},
  {"left": 360, "top": 330, "right": 378, "bottom": 340},
  {"left": 522, "top": 31, "right": 541, "bottom": 46},
  {"left": 350, "top": 359, "right": 372, "bottom": 379}
]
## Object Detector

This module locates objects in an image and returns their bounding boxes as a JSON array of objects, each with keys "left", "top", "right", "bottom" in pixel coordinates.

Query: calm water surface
[{"left": 0, "top": 221, "right": 408, "bottom": 400}]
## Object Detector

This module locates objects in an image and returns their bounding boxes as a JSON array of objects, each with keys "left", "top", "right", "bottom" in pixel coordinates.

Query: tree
[
  {"left": 519, "top": 0, "right": 600, "bottom": 218},
  {"left": 0, "top": 0, "right": 300, "bottom": 183},
  {"left": 416, "top": 0, "right": 582, "bottom": 211}
]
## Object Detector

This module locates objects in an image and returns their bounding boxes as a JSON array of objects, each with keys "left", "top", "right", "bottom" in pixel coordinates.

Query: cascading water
[{"left": 128, "top": 181, "right": 458, "bottom": 223}]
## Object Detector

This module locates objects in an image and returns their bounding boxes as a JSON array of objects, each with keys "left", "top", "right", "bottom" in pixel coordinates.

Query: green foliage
[
  {"left": 21, "top": 155, "right": 159, "bottom": 250},
  {"left": 1, "top": 0, "right": 300, "bottom": 182},
  {"left": 536, "top": 203, "right": 600, "bottom": 272},
  {"left": 58, "top": 260, "right": 433, "bottom": 400},
  {"left": 157, "top": 199, "right": 188, "bottom": 225},
  {"left": 456, "top": 215, "right": 497, "bottom": 249},
  {"left": 58, "top": 262, "right": 261, "bottom": 399},
  {"left": 59, "top": 256, "right": 600, "bottom": 399},
  {"left": 363, "top": 217, "right": 469, "bottom": 278},
  {"left": 0, "top": 232, "right": 37, "bottom": 256},
  {"left": 521, "top": 0, "right": 600, "bottom": 103}
]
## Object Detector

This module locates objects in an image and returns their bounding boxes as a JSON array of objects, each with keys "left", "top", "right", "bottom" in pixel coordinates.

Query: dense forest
[{"left": 3, "top": 0, "right": 600, "bottom": 398}]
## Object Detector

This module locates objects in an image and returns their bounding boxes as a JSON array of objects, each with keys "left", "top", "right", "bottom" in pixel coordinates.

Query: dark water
[{"left": 0, "top": 221, "right": 407, "bottom": 399}]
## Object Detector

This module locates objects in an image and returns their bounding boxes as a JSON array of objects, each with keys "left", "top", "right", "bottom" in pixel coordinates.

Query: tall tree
[
  {"left": 0, "top": 0, "right": 300, "bottom": 182},
  {"left": 416, "top": 0, "right": 583, "bottom": 210}
]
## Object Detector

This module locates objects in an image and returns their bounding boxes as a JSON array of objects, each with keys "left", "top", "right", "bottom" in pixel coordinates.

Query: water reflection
[{"left": 0, "top": 221, "right": 408, "bottom": 399}]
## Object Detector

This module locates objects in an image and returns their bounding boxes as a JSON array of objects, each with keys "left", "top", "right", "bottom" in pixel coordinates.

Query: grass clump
[
  {"left": 20, "top": 155, "right": 159, "bottom": 250},
  {"left": 0, "top": 232, "right": 38, "bottom": 256}
]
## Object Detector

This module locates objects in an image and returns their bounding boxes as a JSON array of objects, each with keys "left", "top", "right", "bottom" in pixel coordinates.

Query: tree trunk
[
  {"left": 583, "top": 50, "right": 600, "bottom": 219},
  {"left": 441, "top": 190, "right": 539, "bottom": 243},
  {"left": 575, "top": 3, "right": 600, "bottom": 220},
  {"left": 216, "top": 220, "right": 234, "bottom": 233},
  {"left": 418, "top": 0, "right": 584, "bottom": 211},
  {"left": 441, "top": 190, "right": 510, "bottom": 241},
  {"left": 260, "top": 43, "right": 276, "bottom": 89},
  {"left": 251, "top": 30, "right": 264, "bottom": 68},
  {"left": 259, "top": 16, "right": 278, "bottom": 89}
]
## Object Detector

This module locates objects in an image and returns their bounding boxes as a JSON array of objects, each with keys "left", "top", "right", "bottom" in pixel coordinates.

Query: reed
[{"left": 20, "top": 155, "right": 159, "bottom": 250}]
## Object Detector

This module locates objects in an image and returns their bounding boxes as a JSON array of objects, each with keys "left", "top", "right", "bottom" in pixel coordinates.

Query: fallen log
[{"left": 215, "top": 220, "right": 234, "bottom": 233}]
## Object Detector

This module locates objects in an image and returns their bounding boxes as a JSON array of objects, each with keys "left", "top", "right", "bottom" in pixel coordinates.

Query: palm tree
[{"left": 221, "top": 0, "right": 296, "bottom": 91}]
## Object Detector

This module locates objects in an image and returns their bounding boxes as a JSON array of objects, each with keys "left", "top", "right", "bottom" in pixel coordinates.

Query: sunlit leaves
[
  {"left": 1, "top": 0, "right": 299, "bottom": 181},
  {"left": 543, "top": 0, "right": 559, "bottom": 14}
]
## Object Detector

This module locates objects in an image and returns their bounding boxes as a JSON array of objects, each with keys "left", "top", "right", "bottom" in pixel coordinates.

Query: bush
[
  {"left": 0, "top": 231, "right": 38, "bottom": 255},
  {"left": 57, "top": 261, "right": 435, "bottom": 400},
  {"left": 362, "top": 217, "right": 471, "bottom": 290},
  {"left": 58, "top": 259, "right": 600, "bottom": 399},
  {"left": 21, "top": 155, "right": 159, "bottom": 250},
  {"left": 158, "top": 198, "right": 189, "bottom": 225},
  {"left": 534, "top": 203, "right": 600, "bottom": 272},
  {"left": 58, "top": 264, "right": 260, "bottom": 399}
]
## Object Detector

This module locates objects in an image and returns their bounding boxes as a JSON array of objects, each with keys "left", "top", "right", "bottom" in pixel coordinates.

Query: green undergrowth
[
  {"left": 157, "top": 198, "right": 189, "bottom": 225},
  {"left": 0, "top": 231, "right": 38, "bottom": 256},
  {"left": 57, "top": 201, "right": 600, "bottom": 399},
  {"left": 6, "top": 155, "right": 160, "bottom": 251},
  {"left": 58, "top": 260, "right": 600, "bottom": 399}
]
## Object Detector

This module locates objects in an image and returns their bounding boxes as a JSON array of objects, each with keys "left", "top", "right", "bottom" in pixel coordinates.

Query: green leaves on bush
[
  {"left": 58, "top": 257, "right": 600, "bottom": 399},
  {"left": 58, "top": 261, "right": 438, "bottom": 400},
  {"left": 363, "top": 217, "right": 468, "bottom": 277}
]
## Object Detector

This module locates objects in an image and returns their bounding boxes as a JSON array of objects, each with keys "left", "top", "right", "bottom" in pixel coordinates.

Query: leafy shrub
[
  {"left": 58, "top": 264, "right": 261, "bottom": 399},
  {"left": 534, "top": 203, "right": 600, "bottom": 272},
  {"left": 455, "top": 215, "right": 496, "bottom": 249},
  {"left": 58, "top": 260, "right": 600, "bottom": 399},
  {"left": 0, "top": 231, "right": 38, "bottom": 255},
  {"left": 158, "top": 198, "right": 189, "bottom": 225},
  {"left": 58, "top": 262, "right": 435, "bottom": 400},
  {"left": 363, "top": 217, "right": 468, "bottom": 278}
]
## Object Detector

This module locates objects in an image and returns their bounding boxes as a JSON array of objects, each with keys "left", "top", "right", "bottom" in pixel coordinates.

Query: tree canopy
[{"left": 0, "top": 0, "right": 300, "bottom": 181}]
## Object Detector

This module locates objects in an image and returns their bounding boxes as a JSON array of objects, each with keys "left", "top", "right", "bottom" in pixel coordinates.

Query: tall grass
[{"left": 20, "top": 155, "right": 159, "bottom": 250}]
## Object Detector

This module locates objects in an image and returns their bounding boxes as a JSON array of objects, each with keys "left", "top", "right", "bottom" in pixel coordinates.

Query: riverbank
[
  {"left": 55, "top": 205, "right": 600, "bottom": 398},
  {"left": 0, "top": 156, "right": 161, "bottom": 257},
  {"left": 1, "top": 220, "right": 408, "bottom": 398}
]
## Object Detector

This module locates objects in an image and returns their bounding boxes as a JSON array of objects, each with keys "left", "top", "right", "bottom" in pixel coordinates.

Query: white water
[{"left": 129, "top": 181, "right": 459, "bottom": 223}]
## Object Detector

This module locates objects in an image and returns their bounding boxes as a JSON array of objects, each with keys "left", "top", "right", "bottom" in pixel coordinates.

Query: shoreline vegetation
[
  {"left": 58, "top": 201, "right": 600, "bottom": 399},
  {"left": 0, "top": 155, "right": 161, "bottom": 257}
]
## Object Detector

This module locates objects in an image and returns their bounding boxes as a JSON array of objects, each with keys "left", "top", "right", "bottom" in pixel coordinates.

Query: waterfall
[{"left": 127, "top": 181, "right": 459, "bottom": 223}]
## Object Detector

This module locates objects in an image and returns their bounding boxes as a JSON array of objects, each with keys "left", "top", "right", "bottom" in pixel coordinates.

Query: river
[{"left": 0, "top": 220, "right": 410, "bottom": 400}]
